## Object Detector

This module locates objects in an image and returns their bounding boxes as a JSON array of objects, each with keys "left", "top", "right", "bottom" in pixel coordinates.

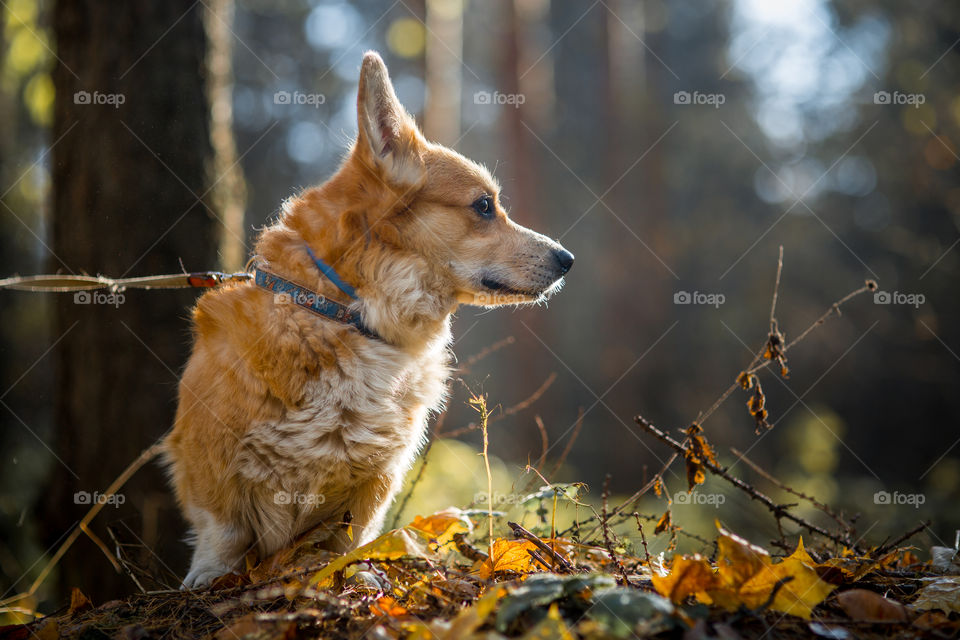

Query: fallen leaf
[
  {"left": 215, "top": 614, "right": 296, "bottom": 640},
  {"left": 651, "top": 554, "right": 717, "bottom": 604},
  {"left": 408, "top": 508, "right": 472, "bottom": 549},
  {"left": 476, "top": 539, "right": 544, "bottom": 579},
  {"left": 930, "top": 546, "right": 960, "bottom": 572},
  {"left": 370, "top": 596, "right": 407, "bottom": 618},
  {"left": 68, "top": 588, "right": 92, "bottom": 616},
  {"left": 653, "top": 528, "right": 834, "bottom": 619},
  {"left": 588, "top": 588, "right": 677, "bottom": 638},
  {"left": 404, "top": 586, "right": 505, "bottom": 640},
  {"left": 737, "top": 539, "right": 836, "bottom": 618},
  {"left": 309, "top": 527, "right": 432, "bottom": 587},
  {"left": 836, "top": 588, "right": 908, "bottom": 622},
  {"left": 911, "top": 576, "right": 960, "bottom": 614}
]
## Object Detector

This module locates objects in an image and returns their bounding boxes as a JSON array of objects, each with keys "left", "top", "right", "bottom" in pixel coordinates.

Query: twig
[
  {"left": 633, "top": 416, "right": 859, "bottom": 552},
  {"left": 600, "top": 476, "right": 631, "bottom": 586},
  {"left": 106, "top": 526, "right": 148, "bottom": 593},
  {"left": 526, "top": 548, "right": 554, "bottom": 571},
  {"left": 755, "top": 576, "right": 794, "bottom": 614},
  {"left": 633, "top": 514, "right": 653, "bottom": 568},
  {"left": 452, "top": 532, "right": 488, "bottom": 562},
  {"left": 873, "top": 521, "right": 931, "bottom": 558},
  {"left": 469, "top": 392, "right": 495, "bottom": 560},
  {"left": 730, "top": 447, "right": 853, "bottom": 539},
  {"left": 698, "top": 279, "right": 874, "bottom": 426},
  {"left": 81, "top": 521, "right": 121, "bottom": 572},
  {"left": 0, "top": 442, "right": 164, "bottom": 607},
  {"left": 458, "top": 336, "right": 515, "bottom": 373},
  {"left": 389, "top": 438, "right": 434, "bottom": 529},
  {"left": 533, "top": 415, "right": 549, "bottom": 473},
  {"left": 784, "top": 281, "right": 876, "bottom": 352},
  {"left": 548, "top": 407, "right": 584, "bottom": 478},
  {"left": 593, "top": 453, "right": 679, "bottom": 529},
  {"left": 438, "top": 373, "right": 555, "bottom": 438},
  {"left": 769, "top": 245, "right": 784, "bottom": 334},
  {"left": 507, "top": 521, "right": 575, "bottom": 573}
]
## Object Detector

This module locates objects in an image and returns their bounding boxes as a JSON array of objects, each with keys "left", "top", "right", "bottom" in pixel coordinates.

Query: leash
[
  {"left": 0, "top": 248, "right": 380, "bottom": 340},
  {"left": 0, "top": 271, "right": 252, "bottom": 292}
]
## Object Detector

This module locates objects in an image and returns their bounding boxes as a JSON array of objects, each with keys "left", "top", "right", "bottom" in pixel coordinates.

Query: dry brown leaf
[
  {"left": 683, "top": 423, "right": 717, "bottom": 491},
  {"left": 836, "top": 588, "right": 908, "bottom": 622},
  {"left": 654, "top": 510, "right": 672, "bottom": 535},
  {"left": 911, "top": 577, "right": 960, "bottom": 614},
  {"left": 370, "top": 595, "right": 408, "bottom": 618},
  {"left": 67, "top": 588, "right": 92, "bottom": 616},
  {"left": 215, "top": 614, "right": 296, "bottom": 640}
]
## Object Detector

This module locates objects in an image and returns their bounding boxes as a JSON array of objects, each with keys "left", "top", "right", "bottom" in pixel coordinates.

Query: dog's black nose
[{"left": 552, "top": 248, "right": 575, "bottom": 275}]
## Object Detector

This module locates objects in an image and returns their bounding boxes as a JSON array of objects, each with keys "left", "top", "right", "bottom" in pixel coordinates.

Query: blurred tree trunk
[
  {"left": 423, "top": 0, "right": 462, "bottom": 145},
  {"left": 45, "top": 0, "right": 217, "bottom": 602},
  {"left": 497, "top": 0, "right": 548, "bottom": 452},
  {"left": 206, "top": 0, "right": 247, "bottom": 272}
]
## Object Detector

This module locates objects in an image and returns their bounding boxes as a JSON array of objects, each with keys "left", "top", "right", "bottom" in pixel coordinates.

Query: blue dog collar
[{"left": 253, "top": 248, "right": 377, "bottom": 339}]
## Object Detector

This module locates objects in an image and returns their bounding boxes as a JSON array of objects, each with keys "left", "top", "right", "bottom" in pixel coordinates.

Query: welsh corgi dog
[{"left": 165, "top": 51, "right": 574, "bottom": 588}]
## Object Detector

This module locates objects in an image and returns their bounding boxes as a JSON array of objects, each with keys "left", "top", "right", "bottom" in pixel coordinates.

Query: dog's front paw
[{"left": 181, "top": 563, "right": 236, "bottom": 590}]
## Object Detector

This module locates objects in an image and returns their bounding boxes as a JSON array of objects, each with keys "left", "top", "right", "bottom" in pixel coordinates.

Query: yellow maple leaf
[
  {"left": 652, "top": 527, "right": 834, "bottom": 620},
  {"left": 309, "top": 527, "right": 430, "bottom": 587},
  {"left": 650, "top": 554, "right": 717, "bottom": 604},
  {"left": 475, "top": 538, "right": 544, "bottom": 579},
  {"left": 408, "top": 508, "right": 472, "bottom": 549}
]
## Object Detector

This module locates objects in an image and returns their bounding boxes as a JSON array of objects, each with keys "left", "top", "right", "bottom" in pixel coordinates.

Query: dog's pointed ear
[{"left": 356, "top": 51, "right": 424, "bottom": 184}]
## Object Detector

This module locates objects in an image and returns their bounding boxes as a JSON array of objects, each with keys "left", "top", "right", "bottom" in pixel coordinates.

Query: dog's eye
[{"left": 472, "top": 195, "right": 495, "bottom": 218}]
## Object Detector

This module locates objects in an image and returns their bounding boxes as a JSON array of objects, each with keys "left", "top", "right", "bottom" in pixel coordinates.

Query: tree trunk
[{"left": 45, "top": 0, "right": 216, "bottom": 603}]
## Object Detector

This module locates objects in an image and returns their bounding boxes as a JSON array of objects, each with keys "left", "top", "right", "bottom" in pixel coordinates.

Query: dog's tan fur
[{"left": 164, "top": 52, "right": 572, "bottom": 588}]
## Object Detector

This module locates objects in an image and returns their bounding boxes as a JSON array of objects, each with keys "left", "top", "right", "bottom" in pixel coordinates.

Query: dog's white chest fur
[{"left": 233, "top": 336, "right": 450, "bottom": 551}]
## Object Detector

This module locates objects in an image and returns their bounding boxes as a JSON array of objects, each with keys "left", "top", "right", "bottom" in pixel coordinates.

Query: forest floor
[{"left": 1, "top": 501, "right": 957, "bottom": 640}]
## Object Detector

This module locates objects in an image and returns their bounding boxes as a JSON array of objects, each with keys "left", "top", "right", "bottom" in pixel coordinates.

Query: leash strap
[
  {"left": 253, "top": 267, "right": 378, "bottom": 339},
  {"left": 304, "top": 245, "right": 358, "bottom": 300},
  {"left": 0, "top": 272, "right": 252, "bottom": 292},
  {"left": 0, "top": 248, "right": 378, "bottom": 339}
]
